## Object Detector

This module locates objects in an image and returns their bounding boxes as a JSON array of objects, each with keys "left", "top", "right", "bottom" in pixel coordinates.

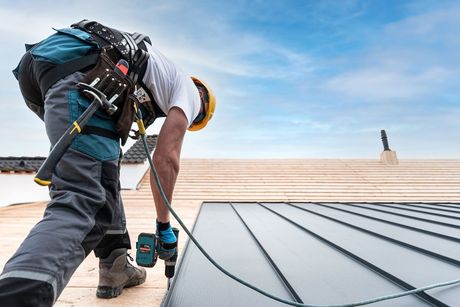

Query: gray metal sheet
[
  {"left": 298, "top": 203, "right": 460, "bottom": 260},
  {"left": 322, "top": 202, "right": 460, "bottom": 238},
  {"left": 264, "top": 203, "right": 460, "bottom": 305},
  {"left": 232, "top": 203, "right": 424, "bottom": 306},
  {"left": 377, "top": 203, "right": 460, "bottom": 217},
  {"left": 163, "top": 202, "right": 460, "bottom": 307},
  {"left": 163, "top": 203, "right": 292, "bottom": 307},
  {"left": 437, "top": 203, "right": 460, "bottom": 209},
  {"left": 360, "top": 203, "right": 460, "bottom": 224},
  {"left": 396, "top": 203, "right": 460, "bottom": 214}
]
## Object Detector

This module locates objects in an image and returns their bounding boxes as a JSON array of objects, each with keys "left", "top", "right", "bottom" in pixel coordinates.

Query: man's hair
[{"left": 196, "top": 83, "right": 209, "bottom": 105}]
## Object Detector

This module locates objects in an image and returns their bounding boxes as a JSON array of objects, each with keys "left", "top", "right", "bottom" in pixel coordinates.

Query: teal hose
[{"left": 141, "top": 134, "right": 460, "bottom": 306}]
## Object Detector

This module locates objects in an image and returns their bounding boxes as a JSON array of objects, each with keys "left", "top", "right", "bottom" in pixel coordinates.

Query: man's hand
[
  {"left": 156, "top": 220, "right": 177, "bottom": 260},
  {"left": 150, "top": 107, "right": 188, "bottom": 224}
]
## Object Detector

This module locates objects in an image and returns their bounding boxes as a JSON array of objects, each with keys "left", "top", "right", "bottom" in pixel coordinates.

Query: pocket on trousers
[
  {"left": 67, "top": 89, "right": 120, "bottom": 161},
  {"left": 51, "top": 148, "right": 103, "bottom": 195}
]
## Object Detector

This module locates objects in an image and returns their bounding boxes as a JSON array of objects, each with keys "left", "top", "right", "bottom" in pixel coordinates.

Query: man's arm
[{"left": 150, "top": 107, "right": 189, "bottom": 223}]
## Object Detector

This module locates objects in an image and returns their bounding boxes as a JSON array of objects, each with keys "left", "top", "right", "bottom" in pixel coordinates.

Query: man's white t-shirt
[{"left": 142, "top": 43, "right": 201, "bottom": 127}]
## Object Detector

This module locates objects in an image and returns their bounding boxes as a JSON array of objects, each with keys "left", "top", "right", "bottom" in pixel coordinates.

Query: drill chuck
[
  {"left": 165, "top": 254, "right": 177, "bottom": 278},
  {"left": 165, "top": 227, "right": 179, "bottom": 279}
]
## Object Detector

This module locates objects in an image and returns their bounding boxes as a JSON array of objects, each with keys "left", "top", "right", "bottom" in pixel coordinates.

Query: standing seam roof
[{"left": 163, "top": 202, "right": 460, "bottom": 307}]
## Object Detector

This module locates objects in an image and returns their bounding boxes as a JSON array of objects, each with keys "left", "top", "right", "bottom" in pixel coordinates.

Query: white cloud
[
  {"left": 0, "top": 8, "right": 68, "bottom": 40},
  {"left": 322, "top": 4, "right": 460, "bottom": 102},
  {"left": 290, "top": 118, "right": 333, "bottom": 132},
  {"left": 384, "top": 4, "right": 460, "bottom": 43},
  {"left": 325, "top": 66, "right": 452, "bottom": 101}
]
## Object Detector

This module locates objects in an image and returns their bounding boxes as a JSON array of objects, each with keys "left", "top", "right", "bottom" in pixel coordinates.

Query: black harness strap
[
  {"left": 82, "top": 125, "right": 119, "bottom": 140},
  {"left": 71, "top": 20, "right": 130, "bottom": 56},
  {"left": 71, "top": 20, "right": 138, "bottom": 62},
  {"left": 141, "top": 85, "right": 166, "bottom": 124},
  {"left": 37, "top": 53, "right": 99, "bottom": 98},
  {"left": 130, "top": 49, "right": 149, "bottom": 84},
  {"left": 121, "top": 32, "right": 137, "bottom": 60},
  {"left": 132, "top": 32, "right": 151, "bottom": 45}
]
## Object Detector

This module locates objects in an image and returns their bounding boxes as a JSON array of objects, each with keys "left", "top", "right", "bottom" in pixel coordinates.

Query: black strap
[
  {"left": 38, "top": 53, "right": 99, "bottom": 97},
  {"left": 141, "top": 85, "right": 167, "bottom": 119},
  {"left": 71, "top": 20, "right": 151, "bottom": 81},
  {"left": 82, "top": 125, "right": 119, "bottom": 140},
  {"left": 130, "top": 49, "right": 149, "bottom": 83},
  {"left": 72, "top": 20, "right": 146, "bottom": 62},
  {"left": 70, "top": 20, "right": 166, "bottom": 122},
  {"left": 132, "top": 32, "right": 151, "bottom": 45}
]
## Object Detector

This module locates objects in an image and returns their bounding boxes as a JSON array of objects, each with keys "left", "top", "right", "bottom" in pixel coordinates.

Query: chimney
[{"left": 380, "top": 130, "right": 399, "bottom": 165}]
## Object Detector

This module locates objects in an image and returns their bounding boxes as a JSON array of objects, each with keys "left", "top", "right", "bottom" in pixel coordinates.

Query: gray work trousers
[{"left": 0, "top": 69, "right": 131, "bottom": 306}]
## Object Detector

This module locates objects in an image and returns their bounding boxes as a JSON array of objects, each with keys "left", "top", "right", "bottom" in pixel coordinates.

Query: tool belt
[
  {"left": 70, "top": 20, "right": 166, "bottom": 144},
  {"left": 16, "top": 20, "right": 166, "bottom": 145},
  {"left": 80, "top": 46, "right": 135, "bottom": 143}
]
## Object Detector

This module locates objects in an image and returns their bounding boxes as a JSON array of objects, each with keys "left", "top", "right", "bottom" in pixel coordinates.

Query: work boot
[{"left": 96, "top": 248, "right": 146, "bottom": 298}]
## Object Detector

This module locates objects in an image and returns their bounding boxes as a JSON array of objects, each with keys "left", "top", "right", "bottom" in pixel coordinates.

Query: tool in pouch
[{"left": 34, "top": 47, "right": 131, "bottom": 186}]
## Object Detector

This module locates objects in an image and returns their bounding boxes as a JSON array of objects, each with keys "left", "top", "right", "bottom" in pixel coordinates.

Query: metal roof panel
[{"left": 163, "top": 202, "right": 460, "bottom": 306}]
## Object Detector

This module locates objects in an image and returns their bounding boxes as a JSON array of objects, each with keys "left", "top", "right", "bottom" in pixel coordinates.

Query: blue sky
[{"left": 0, "top": 0, "right": 459, "bottom": 158}]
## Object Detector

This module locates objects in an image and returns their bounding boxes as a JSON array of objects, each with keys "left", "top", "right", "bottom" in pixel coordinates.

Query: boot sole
[
  {"left": 96, "top": 276, "right": 147, "bottom": 299},
  {"left": 96, "top": 286, "right": 123, "bottom": 299}
]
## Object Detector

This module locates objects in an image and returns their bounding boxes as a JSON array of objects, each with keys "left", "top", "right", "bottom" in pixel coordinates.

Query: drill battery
[{"left": 136, "top": 232, "right": 158, "bottom": 267}]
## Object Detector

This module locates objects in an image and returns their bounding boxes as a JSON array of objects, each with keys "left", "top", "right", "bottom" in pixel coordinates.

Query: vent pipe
[
  {"left": 379, "top": 130, "right": 399, "bottom": 165},
  {"left": 381, "top": 130, "right": 390, "bottom": 151}
]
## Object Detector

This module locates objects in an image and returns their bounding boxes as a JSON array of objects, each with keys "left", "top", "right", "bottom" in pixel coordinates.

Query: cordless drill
[
  {"left": 165, "top": 228, "right": 179, "bottom": 289},
  {"left": 136, "top": 227, "right": 179, "bottom": 286}
]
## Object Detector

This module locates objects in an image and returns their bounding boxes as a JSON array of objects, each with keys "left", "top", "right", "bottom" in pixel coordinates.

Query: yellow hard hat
[{"left": 188, "top": 76, "right": 216, "bottom": 131}]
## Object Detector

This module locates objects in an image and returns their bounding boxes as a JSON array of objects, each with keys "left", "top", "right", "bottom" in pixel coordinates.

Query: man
[{"left": 0, "top": 20, "right": 215, "bottom": 306}]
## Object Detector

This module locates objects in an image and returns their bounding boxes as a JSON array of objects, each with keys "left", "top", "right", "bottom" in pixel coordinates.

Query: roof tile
[
  {"left": 122, "top": 135, "right": 157, "bottom": 164},
  {"left": 0, "top": 157, "right": 46, "bottom": 172}
]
